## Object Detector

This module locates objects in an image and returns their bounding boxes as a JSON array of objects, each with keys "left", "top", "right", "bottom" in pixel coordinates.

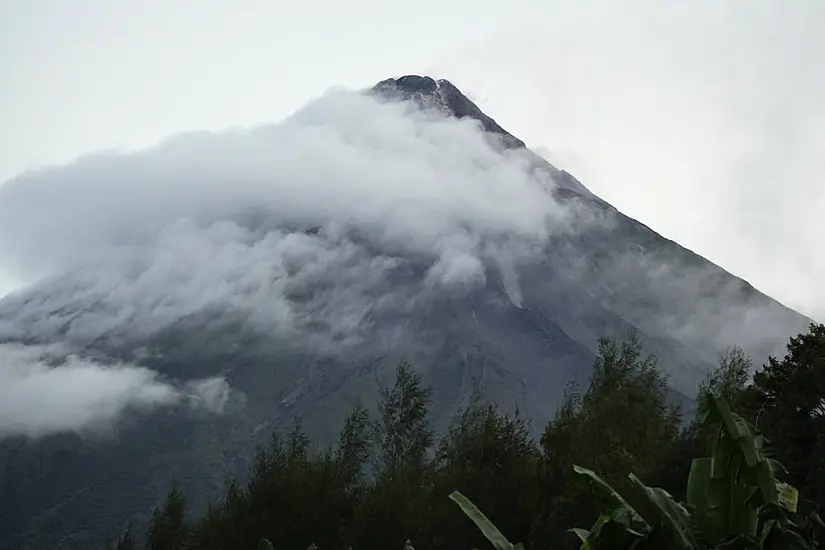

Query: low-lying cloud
[
  {"left": 0, "top": 89, "right": 571, "bottom": 349},
  {"left": 0, "top": 88, "right": 576, "bottom": 438},
  {"left": 0, "top": 343, "right": 231, "bottom": 439}
]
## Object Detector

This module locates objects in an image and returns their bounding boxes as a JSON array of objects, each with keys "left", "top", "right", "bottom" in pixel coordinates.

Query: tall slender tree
[
  {"left": 349, "top": 360, "right": 434, "bottom": 549},
  {"left": 146, "top": 482, "right": 190, "bottom": 550}
]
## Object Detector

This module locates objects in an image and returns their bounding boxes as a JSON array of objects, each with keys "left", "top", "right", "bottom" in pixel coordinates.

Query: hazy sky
[{"left": 1, "top": 0, "right": 824, "bottom": 320}]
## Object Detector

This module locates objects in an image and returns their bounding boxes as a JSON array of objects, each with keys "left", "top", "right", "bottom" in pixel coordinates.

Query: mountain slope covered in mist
[{"left": 0, "top": 75, "right": 812, "bottom": 549}]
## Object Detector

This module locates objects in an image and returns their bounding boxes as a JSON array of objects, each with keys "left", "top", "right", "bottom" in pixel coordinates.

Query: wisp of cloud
[{"left": 0, "top": 342, "right": 230, "bottom": 439}]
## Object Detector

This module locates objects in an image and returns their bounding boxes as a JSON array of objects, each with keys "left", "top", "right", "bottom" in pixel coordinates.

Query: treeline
[{"left": 108, "top": 324, "right": 825, "bottom": 550}]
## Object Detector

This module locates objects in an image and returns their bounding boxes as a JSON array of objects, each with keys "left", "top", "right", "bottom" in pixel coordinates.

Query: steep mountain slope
[
  {"left": 370, "top": 75, "right": 809, "bottom": 388},
  {"left": 0, "top": 75, "right": 812, "bottom": 549}
]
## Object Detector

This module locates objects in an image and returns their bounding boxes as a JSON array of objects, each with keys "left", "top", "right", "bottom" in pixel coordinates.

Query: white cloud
[
  {"left": 0, "top": 88, "right": 579, "bottom": 438},
  {"left": 0, "top": 343, "right": 231, "bottom": 439},
  {"left": 0, "top": 89, "right": 572, "bottom": 350}
]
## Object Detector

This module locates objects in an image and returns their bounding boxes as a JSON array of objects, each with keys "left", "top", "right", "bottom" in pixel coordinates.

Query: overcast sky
[{"left": 1, "top": 0, "right": 823, "bottom": 320}]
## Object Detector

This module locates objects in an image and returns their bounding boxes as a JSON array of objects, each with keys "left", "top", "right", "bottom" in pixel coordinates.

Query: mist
[
  {"left": 0, "top": 342, "right": 230, "bottom": 439},
  {"left": 0, "top": 89, "right": 579, "bottom": 350},
  {"left": 0, "top": 88, "right": 579, "bottom": 438},
  {"left": 0, "top": 90, "right": 568, "bottom": 281}
]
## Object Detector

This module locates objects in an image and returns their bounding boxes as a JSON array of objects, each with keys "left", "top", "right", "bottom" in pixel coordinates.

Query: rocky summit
[{"left": 372, "top": 76, "right": 526, "bottom": 149}]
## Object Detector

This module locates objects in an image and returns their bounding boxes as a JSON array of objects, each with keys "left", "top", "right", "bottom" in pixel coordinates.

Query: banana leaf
[
  {"left": 450, "top": 491, "right": 516, "bottom": 550},
  {"left": 573, "top": 465, "right": 649, "bottom": 529},
  {"left": 629, "top": 473, "right": 705, "bottom": 550}
]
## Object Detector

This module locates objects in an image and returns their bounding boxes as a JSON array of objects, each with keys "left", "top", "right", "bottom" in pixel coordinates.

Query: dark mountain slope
[
  {"left": 371, "top": 75, "right": 808, "bottom": 388},
  {"left": 0, "top": 75, "right": 812, "bottom": 549}
]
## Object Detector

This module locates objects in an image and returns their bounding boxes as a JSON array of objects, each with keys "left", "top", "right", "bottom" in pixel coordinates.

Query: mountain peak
[
  {"left": 370, "top": 75, "right": 603, "bottom": 203},
  {"left": 370, "top": 75, "right": 526, "bottom": 149}
]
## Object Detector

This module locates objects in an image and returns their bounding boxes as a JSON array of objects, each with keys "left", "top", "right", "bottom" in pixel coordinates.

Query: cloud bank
[
  {"left": 0, "top": 88, "right": 577, "bottom": 438},
  {"left": 0, "top": 343, "right": 230, "bottom": 439},
  {"left": 0, "top": 89, "right": 571, "bottom": 349}
]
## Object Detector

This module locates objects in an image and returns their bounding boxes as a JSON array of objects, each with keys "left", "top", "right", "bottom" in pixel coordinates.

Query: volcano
[{"left": 0, "top": 75, "right": 811, "bottom": 549}]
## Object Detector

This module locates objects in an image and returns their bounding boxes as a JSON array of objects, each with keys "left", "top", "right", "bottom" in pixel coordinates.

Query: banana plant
[
  {"left": 686, "top": 394, "right": 780, "bottom": 545},
  {"left": 570, "top": 466, "right": 703, "bottom": 550},
  {"left": 451, "top": 395, "right": 817, "bottom": 550},
  {"left": 569, "top": 395, "right": 811, "bottom": 549}
]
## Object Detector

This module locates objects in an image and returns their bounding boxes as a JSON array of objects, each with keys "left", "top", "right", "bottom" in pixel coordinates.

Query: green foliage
[
  {"left": 101, "top": 327, "right": 825, "bottom": 550},
  {"left": 532, "top": 333, "right": 682, "bottom": 546},
  {"left": 347, "top": 360, "right": 435, "bottom": 550},
  {"left": 742, "top": 323, "right": 825, "bottom": 508},
  {"left": 697, "top": 346, "right": 751, "bottom": 413},
  {"left": 146, "top": 481, "right": 190, "bottom": 550},
  {"left": 334, "top": 402, "right": 372, "bottom": 489},
  {"left": 374, "top": 360, "right": 434, "bottom": 476},
  {"left": 448, "top": 491, "right": 521, "bottom": 550},
  {"left": 690, "top": 395, "right": 780, "bottom": 544},
  {"left": 548, "top": 333, "right": 680, "bottom": 477},
  {"left": 427, "top": 393, "right": 539, "bottom": 549},
  {"left": 655, "top": 346, "right": 760, "bottom": 503},
  {"left": 453, "top": 395, "right": 818, "bottom": 550},
  {"left": 507, "top": 393, "right": 817, "bottom": 548}
]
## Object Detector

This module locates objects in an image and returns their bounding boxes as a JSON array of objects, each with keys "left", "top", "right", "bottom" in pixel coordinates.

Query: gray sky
[{"left": 1, "top": 0, "right": 824, "bottom": 320}]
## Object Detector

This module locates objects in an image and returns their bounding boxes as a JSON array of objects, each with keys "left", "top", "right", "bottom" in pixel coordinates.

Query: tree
[
  {"left": 654, "top": 346, "right": 756, "bottom": 501},
  {"left": 743, "top": 323, "right": 825, "bottom": 513},
  {"left": 149, "top": 363, "right": 433, "bottom": 550},
  {"left": 349, "top": 360, "right": 435, "bottom": 549},
  {"left": 453, "top": 395, "right": 820, "bottom": 550},
  {"left": 697, "top": 345, "right": 751, "bottom": 411},
  {"left": 532, "top": 333, "right": 682, "bottom": 548},
  {"left": 426, "top": 392, "right": 540, "bottom": 549},
  {"left": 146, "top": 482, "right": 190, "bottom": 550},
  {"left": 95, "top": 328, "right": 825, "bottom": 549},
  {"left": 374, "top": 360, "right": 433, "bottom": 477},
  {"left": 334, "top": 401, "right": 372, "bottom": 492},
  {"left": 330, "top": 403, "right": 373, "bottom": 545}
]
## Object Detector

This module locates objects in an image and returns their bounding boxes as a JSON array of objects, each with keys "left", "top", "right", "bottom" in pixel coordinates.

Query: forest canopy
[{"left": 110, "top": 324, "right": 825, "bottom": 550}]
